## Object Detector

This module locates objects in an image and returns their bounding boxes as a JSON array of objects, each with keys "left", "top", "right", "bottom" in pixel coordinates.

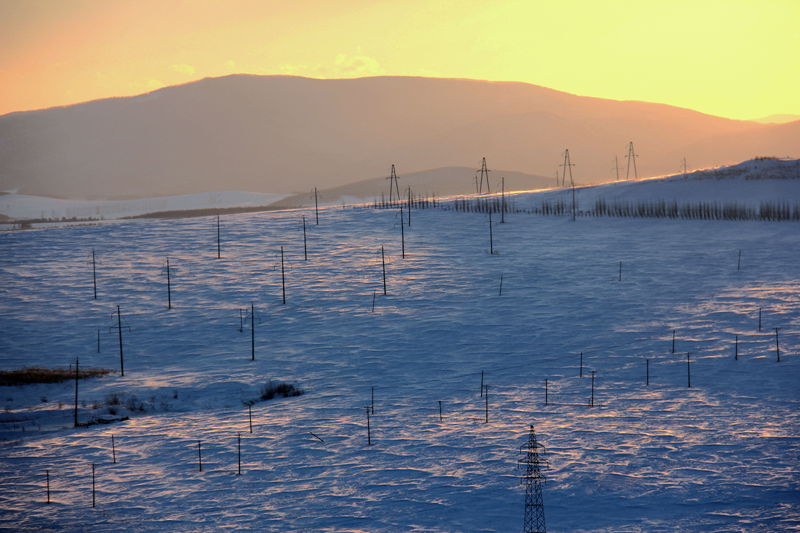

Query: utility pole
[
  {"left": 387, "top": 164, "right": 400, "bottom": 203},
  {"left": 74, "top": 357, "right": 80, "bottom": 427},
  {"left": 477, "top": 157, "right": 491, "bottom": 194},
  {"left": 381, "top": 246, "right": 387, "bottom": 296},
  {"left": 500, "top": 176, "right": 506, "bottom": 223},
  {"left": 216, "top": 215, "right": 221, "bottom": 258},
  {"left": 250, "top": 302, "right": 255, "bottom": 361},
  {"left": 520, "top": 425, "right": 547, "bottom": 533},
  {"left": 110, "top": 306, "right": 129, "bottom": 376},
  {"left": 302, "top": 215, "right": 308, "bottom": 261},
  {"left": 625, "top": 141, "right": 639, "bottom": 179},
  {"left": 165, "top": 258, "right": 172, "bottom": 310},
  {"left": 280, "top": 247, "right": 286, "bottom": 304},
  {"left": 314, "top": 188, "right": 319, "bottom": 225},
  {"left": 92, "top": 249, "right": 97, "bottom": 300}
]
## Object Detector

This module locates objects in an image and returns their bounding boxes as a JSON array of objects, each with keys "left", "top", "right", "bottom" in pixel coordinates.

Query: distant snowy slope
[
  {"left": 0, "top": 191, "right": 288, "bottom": 220},
  {"left": 518, "top": 157, "right": 800, "bottom": 210}
]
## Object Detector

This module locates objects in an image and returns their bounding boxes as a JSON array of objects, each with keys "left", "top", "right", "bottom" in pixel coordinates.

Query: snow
[
  {"left": 0, "top": 171, "right": 799, "bottom": 531},
  {"left": 0, "top": 191, "right": 289, "bottom": 221}
]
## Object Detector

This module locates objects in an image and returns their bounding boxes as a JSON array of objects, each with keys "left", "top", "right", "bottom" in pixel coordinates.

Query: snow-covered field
[
  {"left": 0, "top": 185, "right": 798, "bottom": 531},
  {"left": 0, "top": 191, "right": 289, "bottom": 221}
]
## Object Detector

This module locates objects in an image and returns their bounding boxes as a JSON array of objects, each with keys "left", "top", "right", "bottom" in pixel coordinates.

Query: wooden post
[
  {"left": 737, "top": 249, "right": 741, "bottom": 271},
  {"left": 250, "top": 302, "right": 255, "bottom": 361},
  {"left": 217, "top": 215, "right": 221, "bottom": 259},
  {"left": 92, "top": 249, "right": 97, "bottom": 300},
  {"left": 687, "top": 352, "right": 692, "bottom": 388},
  {"left": 91, "top": 463, "right": 96, "bottom": 508},
  {"left": 544, "top": 378, "right": 548, "bottom": 406},
  {"left": 438, "top": 400, "right": 443, "bottom": 422},
  {"left": 500, "top": 176, "right": 506, "bottom": 223},
  {"left": 758, "top": 307, "right": 762, "bottom": 331},
  {"left": 166, "top": 257, "right": 172, "bottom": 310},
  {"left": 74, "top": 357, "right": 79, "bottom": 427},
  {"left": 371, "top": 290, "right": 376, "bottom": 313},
  {"left": 302, "top": 215, "right": 308, "bottom": 260},
  {"left": 111, "top": 434, "right": 116, "bottom": 464},
  {"left": 381, "top": 246, "right": 387, "bottom": 296},
  {"left": 775, "top": 328, "right": 781, "bottom": 362},
  {"left": 366, "top": 407, "right": 372, "bottom": 446},
  {"left": 248, "top": 404, "right": 253, "bottom": 433},
  {"left": 400, "top": 206, "right": 405, "bottom": 259},
  {"left": 488, "top": 211, "right": 494, "bottom": 254},
  {"left": 618, "top": 261, "right": 622, "bottom": 282},
  {"left": 498, "top": 273, "right": 503, "bottom": 296},
  {"left": 239, "top": 309, "right": 243, "bottom": 333},
  {"left": 197, "top": 440, "right": 203, "bottom": 472},
  {"left": 116, "top": 305, "right": 124, "bottom": 376},
  {"left": 590, "top": 371, "right": 596, "bottom": 406},
  {"left": 571, "top": 181, "right": 576, "bottom": 222},
  {"left": 735, "top": 335, "right": 738, "bottom": 360},
  {"left": 237, "top": 433, "right": 242, "bottom": 475},
  {"left": 407, "top": 186, "right": 412, "bottom": 226},
  {"left": 314, "top": 188, "right": 319, "bottom": 225},
  {"left": 45, "top": 470, "right": 51, "bottom": 504},
  {"left": 280, "top": 246, "right": 286, "bottom": 305},
  {"left": 672, "top": 330, "right": 676, "bottom": 354},
  {"left": 484, "top": 385, "right": 489, "bottom": 423}
]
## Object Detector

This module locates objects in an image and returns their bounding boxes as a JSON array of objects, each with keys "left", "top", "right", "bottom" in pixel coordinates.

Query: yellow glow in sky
[{"left": 1, "top": 0, "right": 798, "bottom": 120}]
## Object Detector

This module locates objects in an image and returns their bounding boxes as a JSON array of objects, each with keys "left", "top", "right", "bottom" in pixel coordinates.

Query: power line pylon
[
  {"left": 477, "top": 157, "right": 491, "bottom": 194},
  {"left": 520, "top": 424, "right": 547, "bottom": 533},
  {"left": 387, "top": 164, "right": 401, "bottom": 203},
  {"left": 625, "top": 141, "right": 639, "bottom": 179},
  {"left": 559, "top": 149, "right": 575, "bottom": 187}
]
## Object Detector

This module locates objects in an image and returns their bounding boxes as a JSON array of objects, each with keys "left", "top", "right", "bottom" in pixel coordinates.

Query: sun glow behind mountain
[{"left": 1, "top": 0, "right": 798, "bottom": 120}]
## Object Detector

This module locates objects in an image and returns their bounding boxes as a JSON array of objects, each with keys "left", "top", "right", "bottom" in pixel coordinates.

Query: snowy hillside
[
  {"left": 518, "top": 157, "right": 800, "bottom": 212},
  {"left": 0, "top": 174, "right": 798, "bottom": 531},
  {"left": 0, "top": 191, "right": 288, "bottom": 221}
]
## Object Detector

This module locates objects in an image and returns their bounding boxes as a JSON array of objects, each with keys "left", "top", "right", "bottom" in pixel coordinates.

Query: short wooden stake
[
  {"left": 366, "top": 407, "right": 372, "bottom": 446},
  {"left": 381, "top": 246, "right": 387, "bottom": 296},
  {"left": 775, "top": 328, "right": 781, "bottom": 362},
  {"left": 96, "top": 328, "right": 100, "bottom": 353},
  {"left": 687, "top": 352, "right": 692, "bottom": 388},
  {"left": 498, "top": 273, "right": 503, "bottom": 296},
  {"left": 280, "top": 246, "right": 286, "bottom": 305},
  {"left": 590, "top": 371, "right": 596, "bottom": 406},
  {"left": 166, "top": 257, "right": 172, "bottom": 310},
  {"left": 302, "top": 215, "right": 308, "bottom": 260},
  {"left": 371, "top": 290, "right": 376, "bottom": 312},
  {"left": 237, "top": 433, "right": 242, "bottom": 475},
  {"left": 92, "top": 248, "right": 97, "bottom": 300},
  {"left": 544, "top": 378, "right": 548, "bottom": 405},
  {"left": 91, "top": 463, "right": 96, "bottom": 508},
  {"left": 484, "top": 385, "right": 489, "bottom": 422},
  {"left": 672, "top": 330, "right": 676, "bottom": 354},
  {"left": 46, "top": 470, "right": 50, "bottom": 504},
  {"left": 737, "top": 249, "right": 741, "bottom": 271},
  {"left": 111, "top": 434, "right": 116, "bottom": 464},
  {"left": 735, "top": 335, "right": 739, "bottom": 360},
  {"left": 250, "top": 302, "right": 255, "bottom": 361},
  {"left": 239, "top": 309, "right": 244, "bottom": 333},
  {"left": 438, "top": 400, "right": 443, "bottom": 422},
  {"left": 758, "top": 307, "right": 762, "bottom": 331},
  {"left": 488, "top": 212, "right": 494, "bottom": 254},
  {"left": 618, "top": 261, "right": 622, "bottom": 282},
  {"left": 314, "top": 187, "right": 319, "bottom": 225},
  {"left": 197, "top": 440, "right": 203, "bottom": 472},
  {"left": 248, "top": 405, "right": 253, "bottom": 433},
  {"left": 74, "top": 357, "right": 79, "bottom": 428}
]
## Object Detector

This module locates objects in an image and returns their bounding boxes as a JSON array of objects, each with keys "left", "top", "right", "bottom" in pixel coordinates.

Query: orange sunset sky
[{"left": 1, "top": 0, "right": 798, "bottom": 120}]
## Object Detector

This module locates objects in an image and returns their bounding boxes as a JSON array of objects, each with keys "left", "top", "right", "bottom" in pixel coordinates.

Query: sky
[{"left": 1, "top": 0, "right": 798, "bottom": 120}]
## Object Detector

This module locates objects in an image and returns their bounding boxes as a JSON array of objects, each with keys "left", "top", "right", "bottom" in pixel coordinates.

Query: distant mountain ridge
[{"left": 1, "top": 75, "right": 797, "bottom": 199}]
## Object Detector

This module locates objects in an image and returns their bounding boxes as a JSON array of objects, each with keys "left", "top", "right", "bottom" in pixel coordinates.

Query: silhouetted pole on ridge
[
  {"left": 625, "top": 141, "right": 639, "bottom": 179},
  {"left": 477, "top": 157, "right": 491, "bottom": 194}
]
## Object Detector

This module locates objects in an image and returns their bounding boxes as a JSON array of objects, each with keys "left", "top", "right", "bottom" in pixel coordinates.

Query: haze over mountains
[{"left": 0, "top": 75, "right": 797, "bottom": 199}]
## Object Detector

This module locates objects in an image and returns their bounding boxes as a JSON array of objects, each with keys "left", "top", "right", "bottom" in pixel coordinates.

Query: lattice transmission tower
[
  {"left": 478, "top": 157, "right": 491, "bottom": 194},
  {"left": 520, "top": 424, "right": 547, "bottom": 533},
  {"left": 625, "top": 141, "right": 639, "bottom": 179},
  {"left": 387, "top": 164, "right": 401, "bottom": 202}
]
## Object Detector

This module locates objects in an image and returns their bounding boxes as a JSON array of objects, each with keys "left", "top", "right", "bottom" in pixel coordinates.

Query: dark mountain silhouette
[{"left": 1, "top": 75, "right": 797, "bottom": 199}]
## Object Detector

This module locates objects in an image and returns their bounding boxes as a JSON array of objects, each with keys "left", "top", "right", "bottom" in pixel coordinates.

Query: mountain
[{"left": 1, "top": 75, "right": 798, "bottom": 199}]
